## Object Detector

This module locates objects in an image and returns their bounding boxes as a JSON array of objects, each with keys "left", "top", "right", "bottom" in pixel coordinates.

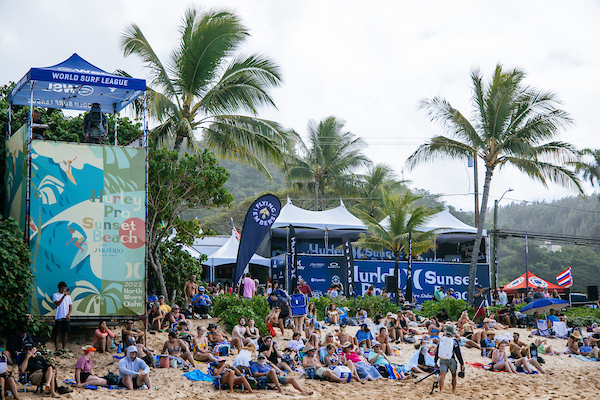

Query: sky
[{"left": 2, "top": 0, "right": 600, "bottom": 213}]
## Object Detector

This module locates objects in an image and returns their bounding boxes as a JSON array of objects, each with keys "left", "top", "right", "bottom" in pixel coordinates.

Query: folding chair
[
  {"left": 16, "top": 352, "right": 41, "bottom": 393},
  {"left": 535, "top": 319, "right": 551, "bottom": 336}
]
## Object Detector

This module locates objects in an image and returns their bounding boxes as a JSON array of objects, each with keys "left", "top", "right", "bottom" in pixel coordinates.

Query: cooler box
[
  {"left": 333, "top": 366, "right": 351, "bottom": 380},
  {"left": 290, "top": 293, "right": 308, "bottom": 316}
]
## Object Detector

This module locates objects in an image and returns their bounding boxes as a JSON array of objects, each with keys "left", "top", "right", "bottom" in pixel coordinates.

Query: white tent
[
  {"left": 205, "top": 231, "right": 270, "bottom": 268},
  {"left": 380, "top": 206, "right": 486, "bottom": 236},
  {"left": 272, "top": 197, "right": 367, "bottom": 231}
]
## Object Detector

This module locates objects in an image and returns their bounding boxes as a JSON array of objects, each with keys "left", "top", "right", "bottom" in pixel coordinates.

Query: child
[{"left": 281, "top": 347, "right": 296, "bottom": 369}]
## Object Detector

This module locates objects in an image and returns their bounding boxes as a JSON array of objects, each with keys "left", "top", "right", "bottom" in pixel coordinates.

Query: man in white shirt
[
  {"left": 53, "top": 281, "right": 73, "bottom": 351},
  {"left": 498, "top": 287, "right": 508, "bottom": 307}
]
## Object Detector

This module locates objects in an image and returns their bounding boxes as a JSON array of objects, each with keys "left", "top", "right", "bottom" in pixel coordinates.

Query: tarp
[
  {"left": 9, "top": 53, "right": 145, "bottom": 113},
  {"left": 381, "top": 206, "right": 486, "bottom": 236},
  {"left": 272, "top": 197, "right": 367, "bottom": 231},
  {"left": 503, "top": 272, "right": 565, "bottom": 293},
  {"left": 205, "top": 230, "right": 270, "bottom": 268}
]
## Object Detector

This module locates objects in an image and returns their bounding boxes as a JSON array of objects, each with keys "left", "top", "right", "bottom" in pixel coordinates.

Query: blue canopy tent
[{"left": 7, "top": 53, "right": 147, "bottom": 242}]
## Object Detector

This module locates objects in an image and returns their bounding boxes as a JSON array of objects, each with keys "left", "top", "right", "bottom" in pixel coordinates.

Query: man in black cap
[
  {"left": 434, "top": 325, "right": 465, "bottom": 394},
  {"left": 473, "top": 285, "right": 486, "bottom": 323}
]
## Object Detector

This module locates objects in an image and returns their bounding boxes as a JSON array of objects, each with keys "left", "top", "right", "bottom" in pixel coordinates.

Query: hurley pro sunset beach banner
[{"left": 28, "top": 141, "right": 146, "bottom": 317}]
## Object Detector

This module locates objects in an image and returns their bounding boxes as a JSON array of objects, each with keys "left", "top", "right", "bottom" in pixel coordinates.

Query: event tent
[
  {"left": 271, "top": 198, "right": 366, "bottom": 239},
  {"left": 503, "top": 272, "right": 566, "bottom": 293},
  {"left": 204, "top": 231, "right": 270, "bottom": 268},
  {"left": 381, "top": 206, "right": 486, "bottom": 237},
  {"left": 9, "top": 53, "right": 146, "bottom": 114}
]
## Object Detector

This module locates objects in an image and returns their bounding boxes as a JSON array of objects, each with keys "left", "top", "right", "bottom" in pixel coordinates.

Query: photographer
[
  {"left": 53, "top": 281, "right": 72, "bottom": 351},
  {"left": 473, "top": 285, "right": 487, "bottom": 323},
  {"left": 434, "top": 326, "right": 465, "bottom": 395}
]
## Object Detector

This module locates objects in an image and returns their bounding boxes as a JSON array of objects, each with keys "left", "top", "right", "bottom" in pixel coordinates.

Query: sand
[{"left": 6, "top": 319, "right": 600, "bottom": 400}]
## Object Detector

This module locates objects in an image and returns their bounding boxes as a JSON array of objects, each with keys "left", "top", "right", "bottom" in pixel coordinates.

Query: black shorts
[
  {"left": 80, "top": 372, "right": 92, "bottom": 383},
  {"left": 55, "top": 319, "right": 71, "bottom": 333},
  {"left": 119, "top": 376, "right": 142, "bottom": 389},
  {"left": 279, "top": 313, "right": 289, "bottom": 321}
]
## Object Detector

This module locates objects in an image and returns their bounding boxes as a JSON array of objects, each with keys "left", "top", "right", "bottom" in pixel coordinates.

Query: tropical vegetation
[
  {"left": 121, "top": 6, "right": 295, "bottom": 179},
  {"left": 408, "top": 64, "right": 583, "bottom": 304}
]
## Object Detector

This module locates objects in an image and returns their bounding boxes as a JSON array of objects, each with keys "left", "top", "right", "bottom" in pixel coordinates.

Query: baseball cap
[
  {"left": 199, "top": 286, "right": 205, "bottom": 291},
  {"left": 82, "top": 345, "right": 96, "bottom": 353},
  {"left": 304, "top": 344, "right": 315, "bottom": 352},
  {"left": 257, "top": 354, "right": 266, "bottom": 359},
  {"left": 372, "top": 340, "right": 381, "bottom": 347}
]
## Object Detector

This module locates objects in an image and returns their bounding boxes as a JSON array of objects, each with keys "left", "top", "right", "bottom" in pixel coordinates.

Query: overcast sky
[{"left": 2, "top": 0, "right": 600, "bottom": 213}]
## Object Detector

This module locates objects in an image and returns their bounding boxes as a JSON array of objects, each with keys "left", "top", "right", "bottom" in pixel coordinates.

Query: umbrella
[{"left": 519, "top": 298, "right": 569, "bottom": 315}]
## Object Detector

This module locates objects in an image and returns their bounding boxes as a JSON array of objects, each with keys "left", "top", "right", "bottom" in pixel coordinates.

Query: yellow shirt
[{"left": 159, "top": 304, "right": 172, "bottom": 313}]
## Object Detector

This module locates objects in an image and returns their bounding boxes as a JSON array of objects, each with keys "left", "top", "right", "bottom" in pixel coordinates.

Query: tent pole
[
  {"left": 25, "top": 82, "right": 34, "bottom": 242},
  {"left": 143, "top": 93, "right": 149, "bottom": 338},
  {"left": 113, "top": 103, "right": 118, "bottom": 145},
  {"left": 7, "top": 103, "right": 12, "bottom": 137}
]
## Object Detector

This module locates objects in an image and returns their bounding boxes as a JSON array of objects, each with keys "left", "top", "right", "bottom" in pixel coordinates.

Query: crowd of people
[{"left": 2, "top": 277, "right": 599, "bottom": 397}]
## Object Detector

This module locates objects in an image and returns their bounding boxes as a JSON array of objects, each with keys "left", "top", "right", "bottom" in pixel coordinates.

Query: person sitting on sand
[
  {"left": 305, "top": 302, "right": 322, "bottom": 338},
  {"left": 302, "top": 345, "right": 348, "bottom": 383},
  {"left": 288, "top": 332, "right": 305, "bottom": 352},
  {"left": 118, "top": 346, "right": 152, "bottom": 390},
  {"left": 565, "top": 331, "right": 582, "bottom": 354},
  {"left": 167, "top": 304, "right": 186, "bottom": 325},
  {"left": 192, "top": 326, "right": 218, "bottom": 363},
  {"left": 339, "top": 342, "right": 381, "bottom": 381},
  {"left": 259, "top": 335, "right": 292, "bottom": 373},
  {"left": 327, "top": 303, "right": 341, "bottom": 325},
  {"left": 246, "top": 318, "right": 260, "bottom": 346},
  {"left": 162, "top": 331, "right": 195, "bottom": 368},
  {"left": 386, "top": 314, "right": 403, "bottom": 342},
  {"left": 323, "top": 332, "right": 336, "bottom": 349},
  {"left": 356, "top": 324, "right": 374, "bottom": 348},
  {"left": 19, "top": 343, "right": 59, "bottom": 397},
  {"left": 0, "top": 365, "right": 21, "bottom": 400},
  {"left": 307, "top": 333, "right": 321, "bottom": 350},
  {"left": 509, "top": 332, "right": 530, "bottom": 359},
  {"left": 470, "top": 321, "right": 493, "bottom": 344},
  {"left": 146, "top": 302, "right": 164, "bottom": 331},
  {"left": 533, "top": 338, "right": 562, "bottom": 356},
  {"left": 336, "top": 323, "right": 358, "bottom": 347},
  {"left": 356, "top": 308, "right": 368, "bottom": 325},
  {"left": 232, "top": 343, "right": 255, "bottom": 374},
  {"left": 324, "top": 343, "right": 341, "bottom": 367},
  {"left": 376, "top": 327, "right": 393, "bottom": 355},
  {"left": 406, "top": 343, "right": 436, "bottom": 373},
  {"left": 211, "top": 358, "right": 254, "bottom": 393},
  {"left": 93, "top": 320, "right": 115, "bottom": 354},
  {"left": 368, "top": 341, "right": 411, "bottom": 380},
  {"left": 207, "top": 323, "right": 230, "bottom": 347},
  {"left": 127, "top": 337, "right": 156, "bottom": 368},
  {"left": 426, "top": 317, "right": 442, "bottom": 335},
  {"left": 231, "top": 317, "right": 252, "bottom": 351},
  {"left": 75, "top": 345, "right": 107, "bottom": 388},
  {"left": 579, "top": 336, "right": 599, "bottom": 359},
  {"left": 480, "top": 330, "right": 497, "bottom": 358},
  {"left": 122, "top": 319, "right": 144, "bottom": 346},
  {"left": 491, "top": 341, "right": 535, "bottom": 374},
  {"left": 457, "top": 311, "right": 476, "bottom": 331},
  {"left": 251, "top": 354, "right": 313, "bottom": 395}
]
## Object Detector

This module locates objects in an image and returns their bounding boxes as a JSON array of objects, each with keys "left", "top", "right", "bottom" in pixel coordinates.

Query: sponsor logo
[
  {"left": 78, "top": 85, "right": 94, "bottom": 96},
  {"left": 331, "top": 275, "right": 341, "bottom": 284},
  {"left": 309, "top": 262, "right": 325, "bottom": 268},
  {"left": 252, "top": 200, "right": 278, "bottom": 226},
  {"left": 311, "top": 277, "right": 326, "bottom": 283},
  {"left": 328, "top": 262, "right": 340, "bottom": 269}
]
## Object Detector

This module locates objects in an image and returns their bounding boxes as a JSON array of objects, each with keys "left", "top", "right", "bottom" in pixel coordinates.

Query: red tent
[{"left": 503, "top": 272, "right": 566, "bottom": 293}]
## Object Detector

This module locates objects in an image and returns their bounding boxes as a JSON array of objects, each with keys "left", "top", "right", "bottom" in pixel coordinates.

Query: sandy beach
[{"left": 6, "top": 319, "right": 600, "bottom": 400}]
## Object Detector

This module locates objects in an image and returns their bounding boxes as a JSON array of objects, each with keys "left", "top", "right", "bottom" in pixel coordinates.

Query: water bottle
[{"left": 117, "top": 343, "right": 122, "bottom": 353}]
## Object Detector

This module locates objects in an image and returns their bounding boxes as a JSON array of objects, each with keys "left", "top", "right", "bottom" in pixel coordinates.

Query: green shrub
[
  {"left": 564, "top": 307, "right": 600, "bottom": 327},
  {"left": 417, "top": 298, "right": 472, "bottom": 321},
  {"left": 308, "top": 295, "right": 398, "bottom": 321},
  {"left": 212, "top": 294, "right": 270, "bottom": 334}
]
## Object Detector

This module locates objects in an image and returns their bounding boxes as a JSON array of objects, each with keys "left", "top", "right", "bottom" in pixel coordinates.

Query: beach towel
[
  {"left": 184, "top": 369, "right": 214, "bottom": 382},
  {"left": 385, "top": 364, "right": 405, "bottom": 379},
  {"left": 406, "top": 348, "right": 435, "bottom": 372},
  {"left": 466, "top": 362, "right": 538, "bottom": 373},
  {"left": 570, "top": 354, "right": 598, "bottom": 362}
]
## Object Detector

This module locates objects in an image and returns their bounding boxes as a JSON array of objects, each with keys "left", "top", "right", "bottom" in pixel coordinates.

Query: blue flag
[{"left": 234, "top": 194, "right": 281, "bottom": 287}]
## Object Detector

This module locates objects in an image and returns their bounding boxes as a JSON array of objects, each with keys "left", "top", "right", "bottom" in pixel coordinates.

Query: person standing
[
  {"left": 473, "top": 285, "right": 486, "bottom": 324},
  {"left": 498, "top": 287, "right": 508, "bottom": 307},
  {"left": 53, "top": 282, "right": 72, "bottom": 351},
  {"left": 434, "top": 325, "right": 465, "bottom": 394},
  {"left": 433, "top": 285, "right": 445, "bottom": 302},
  {"left": 183, "top": 275, "right": 199, "bottom": 314},
  {"left": 297, "top": 278, "right": 312, "bottom": 297},
  {"left": 82, "top": 103, "right": 108, "bottom": 143},
  {"left": 243, "top": 273, "right": 255, "bottom": 299}
]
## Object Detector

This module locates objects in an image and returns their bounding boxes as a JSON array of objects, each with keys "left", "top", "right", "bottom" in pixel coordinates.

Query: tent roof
[
  {"left": 205, "top": 230, "right": 270, "bottom": 268},
  {"left": 503, "top": 272, "right": 565, "bottom": 293},
  {"left": 272, "top": 197, "right": 367, "bottom": 231},
  {"left": 380, "top": 206, "right": 486, "bottom": 236},
  {"left": 9, "top": 53, "right": 145, "bottom": 113}
]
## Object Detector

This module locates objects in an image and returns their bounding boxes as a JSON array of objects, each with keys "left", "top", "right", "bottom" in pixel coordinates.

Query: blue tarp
[{"left": 9, "top": 53, "right": 145, "bottom": 113}]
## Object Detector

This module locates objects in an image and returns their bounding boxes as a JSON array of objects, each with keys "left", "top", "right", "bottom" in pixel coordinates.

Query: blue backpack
[{"left": 289, "top": 294, "right": 308, "bottom": 316}]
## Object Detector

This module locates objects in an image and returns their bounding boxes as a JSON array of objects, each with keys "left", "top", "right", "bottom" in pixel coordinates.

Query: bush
[
  {"left": 417, "top": 298, "right": 472, "bottom": 321},
  {"left": 564, "top": 307, "right": 600, "bottom": 327},
  {"left": 212, "top": 294, "right": 270, "bottom": 334},
  {"left": 309, "top": 295, "right": 399, "bottom": 321}
]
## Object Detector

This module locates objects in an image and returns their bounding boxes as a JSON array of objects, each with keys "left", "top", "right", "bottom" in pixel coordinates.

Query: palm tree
[
  {"left": 355, "top": 190, "right": 438, "bottom": 304},
  {"left": 353, "top": 163, "right": 405, "bottom": 218},
  {"left": 121, "top": 7, "right": 294, "bottom": 178},
  {"left": 571, "top": 148, "right": 600, "bottom": 187},
  {"left": 284, "top": 116, "right": 371, "bottom": 210},
  {"left": 407, "top": 64, "right": 582, "bottom": 304}
]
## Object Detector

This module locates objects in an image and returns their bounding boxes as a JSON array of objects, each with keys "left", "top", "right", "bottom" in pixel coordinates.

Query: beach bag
[
  {"left": 267, "top": 322, "right": 277, "bottom": 337},
  {"left": 103, "top": 372, "right": 119, "bottom": 385},
  {"left": 290, "top": 294, "right": 308, "bottom": 316},
  {"left": 438, "top": 336, "right": 454, "bottom": 360},
  {"left": 159, "top": 355, "right": 171, "bottom": 368}
]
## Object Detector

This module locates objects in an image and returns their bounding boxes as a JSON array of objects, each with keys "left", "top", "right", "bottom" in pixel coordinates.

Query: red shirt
[{"left": 298, "top": 284, "right": 312, "bottom": 296}]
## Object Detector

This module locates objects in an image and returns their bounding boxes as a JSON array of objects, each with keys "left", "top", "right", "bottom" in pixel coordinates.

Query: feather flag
[{"left": 556, "top": 267, "right": 573, "bottom": 287}]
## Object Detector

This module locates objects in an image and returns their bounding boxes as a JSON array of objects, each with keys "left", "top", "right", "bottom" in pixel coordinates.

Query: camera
[
  {"left": 481, "top": 287, "right": 490, "bottom": 294},
  {"left": 458, "top": 371, "right": 465, "bottom": 378}
]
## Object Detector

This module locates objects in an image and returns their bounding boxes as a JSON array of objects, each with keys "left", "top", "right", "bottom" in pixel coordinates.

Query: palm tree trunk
[
  {"left": 314, "top": 180, "right": 319, "bottom": 211},
  {"left": 467, "top": 165, "right": 494, "bottom": 304},
  {"left": 173, "top": 134, "right": 184, "bottom": 152}
]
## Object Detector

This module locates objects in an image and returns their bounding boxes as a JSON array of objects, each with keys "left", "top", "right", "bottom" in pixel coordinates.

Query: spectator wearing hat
[
  {"left": 146, "top": 302, "right": 164, "bottom": 331},
  {"left": 259, "top": 335, "right": 291, "bottom": 372},
  {"left": 302, "top": 345, "right": 347, "bottom": 383},
  {"left": 211, "top": 357, "right": 254, "bottom": 393},
  {"left": 3, "top": 325, "right": 34, "bottom": 365},
  {"left": 157, "top": 295, "right": 171, "bottom": 313},
  {"left": 480, "top": 330, "right": 497, "bottom": 358},
  {"left": 434, "top": 325, "right": 465, "bottom": 394},
  {"left": 19, "top": 343, "right": 59, "bottom": 397},
  {"left": 118, "top": 346, "right": 151, "bottom": 390},
  {"left": 339, "top": 342, "right": 382, "bottom": 381},
  {"left": 251, "top": 354, "right": 313, "bottom": 394},
  {"left": 190, "top": 286, "right": 211, "bottom": 318},
  {"left": 75, "top": 345, "right": 107, "bottom": 388},
  {"left": 93, "top": 320, "right": 115, "bottom": 353},
  {"left": 52, "top": 281, "right": 72, "bottom": 351}
]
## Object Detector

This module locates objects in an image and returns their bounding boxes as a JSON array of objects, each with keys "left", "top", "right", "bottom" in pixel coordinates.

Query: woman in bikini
[
  {"left": 376, "top": 327, "right": 393, "bottom": 356},
  {"left": 246, "top": 318, "right": 260, "bottom": 346},
  {"left": 327, "top": 303, "right": 340, "bottom": 325},
  {"left": 305, "top": 302, "right": 322, "bottom": 338},
  {"left": 336, "top": 324, "right": 358, "bottom": 347},
  {"left": 324, "top": 343, "right": 341, "bottom": 367},
  {"left": 162, "top": 331, "right": 195, "bottom": 368},
  {"left": 192, "top": 326, "right": 217, "bottom": 363}
]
